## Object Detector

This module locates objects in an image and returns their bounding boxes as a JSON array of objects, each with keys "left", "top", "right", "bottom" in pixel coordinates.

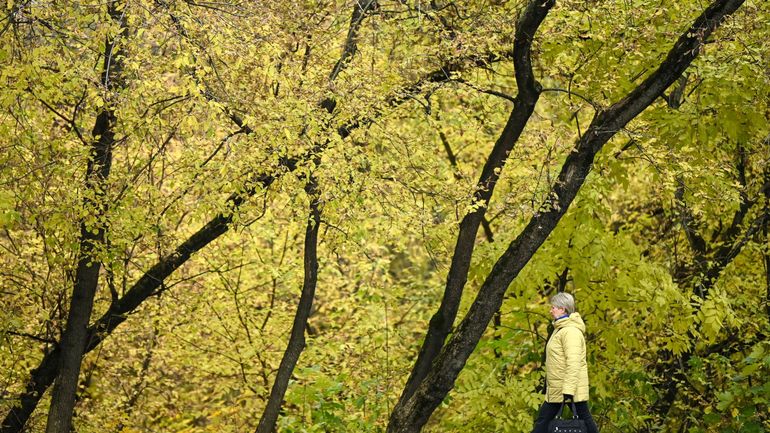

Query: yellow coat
[{"left": 545, "top": 312, "right": 590, "bottom": 403}]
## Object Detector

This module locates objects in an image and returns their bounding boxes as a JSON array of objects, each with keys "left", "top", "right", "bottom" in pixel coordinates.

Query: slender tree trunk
[
  {"left": 765, "top": 237, "right": 770, "bottom": 321},
  {"left": 328, "top": 0, "right": 378, "bottom": 83},
  {"left": 397, "top": 0, "right": 552, "bottom": 404},
  {"left": 44, "top": 4, "right": 126, "bottom": 433},
  {"left": 255, "top": 177, "right": 321, "bottom": 433},
  {"left": 251, "top": 0, "right": 373, "bottom": 424},
  {"left": 387, "top": 1, "right": 745, "bottom": 431},
  {"left": 762, "top": 149, "right": 770, "bottom": 322}
]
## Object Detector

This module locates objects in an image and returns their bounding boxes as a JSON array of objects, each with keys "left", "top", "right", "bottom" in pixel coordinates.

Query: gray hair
[{"left": 550, "top": 292, "right": 576, "bottom": 314}]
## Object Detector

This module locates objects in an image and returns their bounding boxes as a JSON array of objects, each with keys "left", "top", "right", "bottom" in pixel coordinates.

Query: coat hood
[{"left": 554, "top": 312, "right": 586, "bottom": 334}]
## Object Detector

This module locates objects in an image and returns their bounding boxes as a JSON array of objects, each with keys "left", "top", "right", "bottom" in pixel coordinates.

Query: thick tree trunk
[
  {"left": 387, "top": 1, "right": 745, "bottom": 431},
  {"left": 44, "top": 119, "right": 113, "bottom": 433},
  {"left": 44, "top": 3, "right": 125, "bottom": 433},
  {"left": 397, "top": 0, "right": 553, "bottom": 404},
  {"left": 255, "top": 178, "right": 321, "bottom": 433}
]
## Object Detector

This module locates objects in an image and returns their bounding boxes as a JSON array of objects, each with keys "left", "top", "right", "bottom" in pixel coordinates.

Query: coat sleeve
[{"left": 560, "top": 327, "right": 584, "bottom": 396}]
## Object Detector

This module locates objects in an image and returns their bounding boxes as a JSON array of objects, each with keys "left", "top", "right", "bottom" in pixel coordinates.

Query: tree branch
[
  {"left": 0, "top": 6, "right": 523, "bottom": 431},
  {"left": 453, "top": 78, "right": 516, "bottom": 104},
  {"left": 437, "top": 130, "right": 494, "bottom": 242},
  {"left": 328, "top": 0, "right": 378, "bottom": 83},
  {"left": 541, "top": 87, "right": 601, "bottom": 111},
  {"left": 4, "top": 331, "right": 57, "bottom": 345}
]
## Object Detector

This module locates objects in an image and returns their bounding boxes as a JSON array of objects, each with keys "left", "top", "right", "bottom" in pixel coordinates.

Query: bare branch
[{"left": 4, "top": 331, "right": 57, "bottom": 345}]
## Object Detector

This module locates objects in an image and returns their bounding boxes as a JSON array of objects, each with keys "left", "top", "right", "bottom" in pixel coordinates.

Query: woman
[{"left": 530, "top": 292, "right": 600, "bottom": 433}]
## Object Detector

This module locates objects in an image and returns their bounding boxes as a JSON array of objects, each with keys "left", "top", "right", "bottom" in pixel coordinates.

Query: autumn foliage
[{"left": 1, "top": 0, "right": 768, "bottom": 432}]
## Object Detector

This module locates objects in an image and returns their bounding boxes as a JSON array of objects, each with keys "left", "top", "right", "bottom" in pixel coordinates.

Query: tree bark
[
  {"left": 44, "top": 3, "right": 125, "bottom": 433},
  {"left": 396, "top": 0, "right": 553, "bottom": 405},
  {"left": 386, "top": 1, "right": 745, "bottom": 431},
  {"left": 254, "top": 176, "right": 321, "bottom": 433},
  {"left": 328, "top": 0, "right": 378, "bottom": 83}
]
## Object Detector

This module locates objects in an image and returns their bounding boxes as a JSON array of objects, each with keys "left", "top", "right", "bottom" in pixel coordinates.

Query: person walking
[{"left": 530, "top": 292, "right": 600, "bottom": 433}]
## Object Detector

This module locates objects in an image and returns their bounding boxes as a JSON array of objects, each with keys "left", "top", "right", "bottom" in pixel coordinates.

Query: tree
[{"left": 0, "top": 0, "right": 767, "bottom": 432}]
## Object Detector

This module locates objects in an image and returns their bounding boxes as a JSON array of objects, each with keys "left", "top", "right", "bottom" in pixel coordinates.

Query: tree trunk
[
  {"left": 765, "top": 155, "right": 770, "bottom": 321},
  {"left": 255, "top": 177, "right": 321, "bottom": 433},
  {"left": 387, "top": 1, "right": 745, "bottom": 431},
  {"left": 251, "top": 0, "right": 373, "bottom": 423},
  {"left": 44, "top": 3, "right": 125, "bottom": 433}
]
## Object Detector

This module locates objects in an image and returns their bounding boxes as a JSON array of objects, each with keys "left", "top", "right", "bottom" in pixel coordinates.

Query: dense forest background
[{"left": 1, "top": 0, "right": 768, "bottom": 432}]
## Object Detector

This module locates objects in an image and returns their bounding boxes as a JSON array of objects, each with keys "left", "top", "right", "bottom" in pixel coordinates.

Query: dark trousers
[{"left": 531, "top": 401, "right": 600, "bottom": 433}]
